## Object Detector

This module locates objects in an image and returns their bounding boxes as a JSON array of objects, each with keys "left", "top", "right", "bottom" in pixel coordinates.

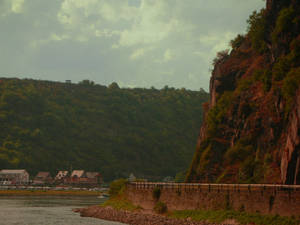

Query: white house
[{"left": 0, "top": 169, "right": 29, "bottom": 184}]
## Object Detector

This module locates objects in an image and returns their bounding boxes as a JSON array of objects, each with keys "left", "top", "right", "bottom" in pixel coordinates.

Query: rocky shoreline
[{"left": 73, "top": 206, "right": 237, "bottom": 225}]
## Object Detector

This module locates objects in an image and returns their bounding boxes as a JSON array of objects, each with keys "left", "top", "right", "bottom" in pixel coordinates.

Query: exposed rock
[
  {"left": 187, "top": 0, "right": 300, "bottom": 184},
  {"left": 73, "top": 206, "right": 223, "bottom": 225}
]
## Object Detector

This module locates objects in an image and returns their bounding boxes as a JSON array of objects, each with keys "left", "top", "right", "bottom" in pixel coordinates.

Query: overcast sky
[{"left": 0, "top": 0, "right": 265, "bottom": 90}]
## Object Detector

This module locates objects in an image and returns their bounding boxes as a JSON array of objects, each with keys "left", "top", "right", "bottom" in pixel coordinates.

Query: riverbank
[
  {"left": 74, "top": 196, "right": 299, "bottom": 225},
  {"left": 74, "top": 206, "right": 220, "bottom": 225},
  {"left": 0, "top": 189, "right": 101, "bottom": 196},
  {"left": 74, "top": 205, "right": 300, "bottom": 225}
]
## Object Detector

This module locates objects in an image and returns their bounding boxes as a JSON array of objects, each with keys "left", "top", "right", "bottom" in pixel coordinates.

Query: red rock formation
[{"left": 187, "top": 0, "right": 300, "bottom": 184}]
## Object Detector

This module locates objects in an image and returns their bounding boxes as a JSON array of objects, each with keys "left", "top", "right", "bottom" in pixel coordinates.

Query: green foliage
[
  {"left": 230, "top": 34, "right": 246, "bottom": 50},
  {"left": 282, "top": 67, "right": 300, "bottom": 115},
  {"left": 109, "top": 178, "right": 128, "bottom": 197},
  {"left": 236, "top": 74, "right": 257, "bottom": 95},
  {"left": 174, "top": 171, "right": 186, "bottom": 183},
  {"left": 247, "top": 9, "right": 268, "bottom": 53},
  {"left": 78, "top": 79, "right": 94, "bottom": 86},
  {"left": 260, "top": 69, "right": 272, "bottom": 92},
  {"left": 152, "top": 187, "right": 161, "bottom": 201},
  {"left": 272, "top": 56, "right": 292, "bottom": 81},
  {"left": 269, "top": 195, "right": 275, "bottom": 212},
  {"left": 272, "top": 7, "right": 296, "bottom": 44},
  {"left": 282, "top": 67, "right": 300, "bottom": 99},
  {"left": 290, "top": 38, "right": 300, "bottom": 62},
  {"left": 264, "top": 153, "right": 273, "bottom": 165},
  {"left": 154, "top": 201, "right": 167, "bottom": 214},
  {"left": 108, "top": 82, "right": 120, "bottom": 89},
  {"left": 212, "top": 49, "right": 229, "bottom": 67},
  {"left": 196, "top": 143, "right": 212, "bottom": 175},
  {"left": 224, "top": 138, "right": 254, "bottom": 164},
  {"left": 0, "top": 78, "right": 209, "bottom": 181},
  {"left": 102, "top": 196, "right": 142, "bottom": 211},
  {"left": 170, "top": 209, "right": 299, "bottom": 225},
  {"left": 207, "top": 91, "right": 235, "bottom": 136},
  {"left": 238, "top": 156, "right": 257, "bottom": 183}
]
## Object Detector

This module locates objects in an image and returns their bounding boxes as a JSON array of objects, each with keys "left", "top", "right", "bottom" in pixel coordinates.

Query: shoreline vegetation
[{"left": 0, "top": 189, "right": 101, "bottom": 196}]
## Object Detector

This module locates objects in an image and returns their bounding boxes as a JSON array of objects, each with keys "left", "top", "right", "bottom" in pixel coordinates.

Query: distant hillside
[
  {"left": 187, "top": 0, "right": 300, "bottom": 184},
  {"left": 0, "top": 78, "right": 209, "bottom": 181}
]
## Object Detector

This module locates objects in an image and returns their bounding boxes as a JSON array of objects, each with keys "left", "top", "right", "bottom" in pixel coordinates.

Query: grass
[
  {"left": 169, "top": 209, "right": 299, "bottom": 225},
  {"left": 0, "top": 189, "right": 101, "bottom": 196},
  {"left": 101, "top": 196, "right": 142, "bottom": 211}
]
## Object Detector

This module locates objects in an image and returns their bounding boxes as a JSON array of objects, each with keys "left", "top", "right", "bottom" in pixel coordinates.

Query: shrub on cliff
[
  {"left": 206, "top": 91, "right": 235, "bottom": 137},
  {"left": 154, "top": 201, "right": 167, "bottom": 214},
  {"left": 272, "top": 7, "right": 296, "bottom": 44},
  {"left": 212, "top": 49, "right": 230, "bottom": 67},
  {"left": 109, "top": 178, "right": 128, "bottom": 197},
  {"left": 272, "top": 56, "right": 292, "bottom": 81},
  {"left": 152, "top": 187, "right": 161, "bottom": 201},
  {"left": 230, "top": 34, "right": 246, "bottom": 50},
  {"left": 224, "top": 138, "right": 254, "bottom": 164},
  {"left": 282, "top": 67, "right": 300, "bottom": 114},
  {"left": 247, "top": 9, "right": 268, "bottom": 53}
]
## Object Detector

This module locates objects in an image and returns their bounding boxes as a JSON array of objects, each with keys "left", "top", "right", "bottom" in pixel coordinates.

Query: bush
[
  {"left": 282, "top": 67, "right": 300, "bottom": 115},
  {"left": 224, "top": 137, "right": 254, "bottom": 164},
  {"left": 154, "top": 201, "right": 167, "bottom": 214},
  {"left": 206, "top": 91, "right": 235, "bottom": 136},
  {"left": 272, "top": 7, "right": 295, "bottom": 44},
  {"left": 239, "top": 156, "right": 257, "bottom": 183},
  {"left": 230, "top": 34, "right": 245, "bottom": 50},
  {"left": 247, "top": 9, "right": 268, "bottom": 53},
  {"left": 235, "top": 76, "right": 255, "bottom": 94},
  {"left": 282, "top": 67, "right": 300, "bottom": 100},
  {"left": 272, "top": 56, "right": 292, "bottom": 81},
  {"left": 152, "top": 187, "right": 161, "bottom": 200},
  {"left": 212, "top": 49, "right": 229, "bottom": 67},
  {"left": 109, "top": 178, "right": 128, "bottom": 197}
]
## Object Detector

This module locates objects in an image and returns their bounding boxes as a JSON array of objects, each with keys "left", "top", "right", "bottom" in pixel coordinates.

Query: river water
[{"left": 0, "top": 196, "right": 126, "bottom": 225}]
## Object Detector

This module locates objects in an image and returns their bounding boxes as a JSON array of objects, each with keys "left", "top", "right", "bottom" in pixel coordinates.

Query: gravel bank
[{"left": 73, "top": 206, "right": 237, "bottom": 225}]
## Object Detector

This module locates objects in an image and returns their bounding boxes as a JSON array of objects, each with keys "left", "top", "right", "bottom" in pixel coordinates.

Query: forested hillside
[
  {"left": 0, "top": 78, "right": 208, "bottom": 181},
  {"left": 187, "top": 0, "right": 300, "bottom": 184}
]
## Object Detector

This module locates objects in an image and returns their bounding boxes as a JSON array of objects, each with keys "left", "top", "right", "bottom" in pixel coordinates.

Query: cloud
[
  {"left": 11, "top": 0, "right": 25, "bottom": 13},
  {"left": 163, "top": 49, "right": 174, "bottom": 62},
  {"left": 118, "top": 0, "right": 181, "bottom": 47},
  {"left": 130, "top": 48, "right": 146, "bottom": 60},
  {"left": 56, "top": 0, "right": 137, "bottom": 43},
  {"left": 0, "top": 0, "right": 265, "bottom": 90},
  {"left": 0, "top": 0, "right": 25, "bottom": 16}
]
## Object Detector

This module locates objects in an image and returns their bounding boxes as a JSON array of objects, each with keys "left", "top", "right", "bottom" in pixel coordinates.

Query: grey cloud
[{"left": 0, "top": 0, "right": 265, "bottom": 90}]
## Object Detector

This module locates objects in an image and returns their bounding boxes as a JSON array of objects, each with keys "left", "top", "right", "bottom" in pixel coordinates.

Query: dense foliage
[{"left": 0, "top": 78, "right": 208, "bottom": 181}]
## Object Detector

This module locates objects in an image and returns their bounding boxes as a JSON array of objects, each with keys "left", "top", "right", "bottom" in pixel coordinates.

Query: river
[{"left": 0, "top": 196, "right": 126, "bottom": 225}]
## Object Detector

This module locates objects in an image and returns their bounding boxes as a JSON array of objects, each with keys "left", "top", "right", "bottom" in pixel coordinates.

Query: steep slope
[
  {"left": 0, "top": 78, "right": 209, "bottom": 181},
  {"left": 187, "top": 0, "right": 300, "bottom": 184}
]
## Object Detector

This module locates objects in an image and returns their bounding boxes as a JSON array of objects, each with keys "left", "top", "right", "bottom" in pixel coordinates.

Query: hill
[
  {"left": 187, "top": 0, "right": 300, "bottom": 184},
  {"left": 0, "top": 78, "right": 208, "bottom": 181}
]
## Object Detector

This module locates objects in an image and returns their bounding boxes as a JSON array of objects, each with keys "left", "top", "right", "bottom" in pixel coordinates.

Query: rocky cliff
[{"left": 187, "top": 0, "right": 300, "bottom": 184}]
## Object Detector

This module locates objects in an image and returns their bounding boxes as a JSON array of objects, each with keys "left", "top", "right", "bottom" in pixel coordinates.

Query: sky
[{"left": 0, "top": 0, "right": 265, "bottom": 91}]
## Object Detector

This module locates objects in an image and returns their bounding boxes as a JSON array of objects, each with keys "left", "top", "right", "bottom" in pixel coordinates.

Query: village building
[
  {"left": 33, "top": 172, "right": 52, "bottom": 185},
  {"left": 68, "top": 170, "right": 87, "bottom": 184},
  {"left": 0, "top": 169, "right": 29, "bottom": 185},
  {"left": 86, "top": 172, "right": 102, "bottom": 184},
  {"left": 128, "top": 173, "right": 136, "bottom": 182},
  {"left": 55, "top": 170, "right": 69, "bottom": 183}
]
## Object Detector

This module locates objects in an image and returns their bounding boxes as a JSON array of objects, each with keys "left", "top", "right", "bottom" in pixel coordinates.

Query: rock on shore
[{"left": 73, "top": 206, "right": 236, "bottom": 225}]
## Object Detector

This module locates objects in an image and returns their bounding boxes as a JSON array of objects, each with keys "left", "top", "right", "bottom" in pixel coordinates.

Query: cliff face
[{"left": 187, "top": 0, "right": 300, "bottom": 184}]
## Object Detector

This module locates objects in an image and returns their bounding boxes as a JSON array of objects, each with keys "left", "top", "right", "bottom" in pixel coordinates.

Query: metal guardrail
[{"left": 128, "top": 182, "right": 300, "bottom": 191}]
